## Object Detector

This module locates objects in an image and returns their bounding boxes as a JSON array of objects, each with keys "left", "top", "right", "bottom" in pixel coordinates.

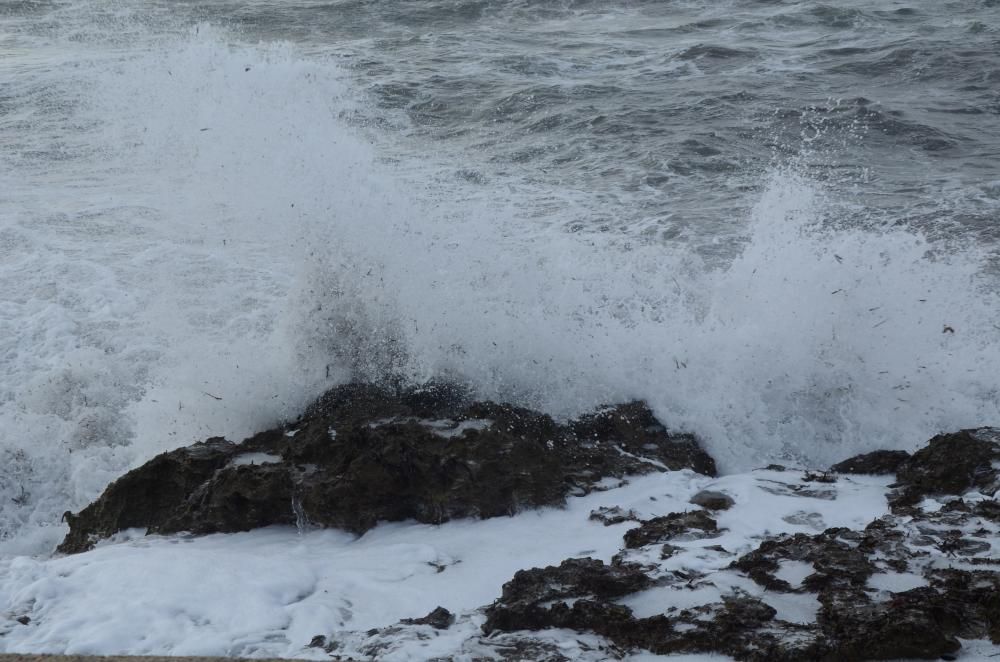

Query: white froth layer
[{"left": 0, "top": 470, "right": 896, "bottom": 660}]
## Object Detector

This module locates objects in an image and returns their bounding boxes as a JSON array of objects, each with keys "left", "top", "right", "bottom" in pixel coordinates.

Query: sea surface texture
[{"left": 1, "top": 0, "right": 999, "bottom": 554}]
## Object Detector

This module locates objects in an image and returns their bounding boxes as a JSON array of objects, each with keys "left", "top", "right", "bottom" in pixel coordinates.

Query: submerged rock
[
  {"left": 58, "top": 382, "right": 716, "bottom": 554},
  {"left": 689, "top": 489, "right": 735, "bottom": 511},
  {"left": 399, "top": 606, "right": 455, "bottom": 630}
]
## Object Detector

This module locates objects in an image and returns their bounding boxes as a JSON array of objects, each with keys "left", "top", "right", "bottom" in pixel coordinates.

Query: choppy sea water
[{"left": 1, "top": 0, "right": 999, "bottom": 554}]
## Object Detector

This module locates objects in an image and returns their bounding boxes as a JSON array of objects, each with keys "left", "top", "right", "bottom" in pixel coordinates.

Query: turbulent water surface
[{"left": 1, "top": 0, "right": 999, "bottom": 554}]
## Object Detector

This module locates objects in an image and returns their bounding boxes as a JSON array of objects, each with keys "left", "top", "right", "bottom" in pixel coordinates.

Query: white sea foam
[
  {"left": 1, "top": 21, "right": 999, "bottom": 557},
  {"left": 0, "top": 470, "right": 893, "bottom": 659}
]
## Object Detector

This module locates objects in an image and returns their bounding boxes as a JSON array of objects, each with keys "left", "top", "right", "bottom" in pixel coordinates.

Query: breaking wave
[{"left": 1, "top": 23, "right": 998, "bottom": 554}]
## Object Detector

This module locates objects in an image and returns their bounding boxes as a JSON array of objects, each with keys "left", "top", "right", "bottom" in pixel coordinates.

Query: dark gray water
[
  {"left": 8, "top": 1, "right": 1000, "bottom": 248},
  {"left": 231, "top": 1, "right": 1000, "bottom": 244},
  {"left": 1, "top": 0, "right": 999, "bottom": 552}
]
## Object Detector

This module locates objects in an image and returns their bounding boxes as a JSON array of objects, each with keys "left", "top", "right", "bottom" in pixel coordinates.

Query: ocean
[{"left": 2, "top": 0, "right": 999, "bottom": 558}]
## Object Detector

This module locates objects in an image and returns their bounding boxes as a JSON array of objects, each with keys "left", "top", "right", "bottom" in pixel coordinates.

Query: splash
[
  {"left": 1, "top": 23, "right": 998, "bottom": 555},
  {"left": 295, "top": 165, "right": 1000, "bottom": 471}
]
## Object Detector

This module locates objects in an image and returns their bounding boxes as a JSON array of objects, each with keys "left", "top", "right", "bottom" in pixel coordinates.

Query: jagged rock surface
[
  {"left": 481, "top": 428, "right": 1000, "bottom": 661},
  {"left": 58, "top": 382, "right": 715, "bottom": 554}
]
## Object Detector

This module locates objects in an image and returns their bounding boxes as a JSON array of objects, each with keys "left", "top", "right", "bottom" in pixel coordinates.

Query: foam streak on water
[{"left": 0, "top": 3, "right": 999, "bottom": 554}]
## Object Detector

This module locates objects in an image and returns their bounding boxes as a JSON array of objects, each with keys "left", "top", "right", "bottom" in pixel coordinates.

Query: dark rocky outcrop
[
  {"left": 482, "top": 428, "right": 1000, "bottom": 661},
  {"left": 58, "top": 438, "right": 240, "bottom": 555},
  {"left": 731, "top": 528, "right": 874, "bottom": 593},
  {"left": 58, "top": 382, "right": 715, "bottom": 554},
  {"left": 483, "top": 558, "right": 652, "bottom": 635},
  {"left": 55, "top": 384, "right": 1000, "bottom": 661},
  {"left": 484, "top": 516, "right": 1000, "bottom": 661},
  {"left": 829, "top": 450, "right": 910, "bottom": 475},
  {"left": 817, "top": 586, "right": 963, "bottom": 660},
  {"left": 483, "top": 561, "right": 823, "bottom": 660},
  {"left": 889, "top": 428, "right": 1000, "bottom": 510}
]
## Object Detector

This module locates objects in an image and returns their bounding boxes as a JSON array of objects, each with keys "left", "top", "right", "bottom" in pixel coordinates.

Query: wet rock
[
  {"left": 57, "top": 438, "right": 238, "bottom": 554},
  {"left": 925, "top": 569, "right": 1000, "bottom": 643},
  {"left": 933, "top": 530, "right": 992, "bottom": 556},
  {"left": 802, "top": 471, "right": 837, "bottom": 483},
  {"left": 589, "top": 506, "right": 640, "bottom": 526},
  {"left": 660, "top": 544, "right": 683, "bottom": 559},
  {"left": 689, "top": 489, "right": 735, "bottom": 511},
  {"left": 858, "top": 517, "right": 911, "bottom": 572},
  {"left": 484, "top": 558, "right": 820, "bottom": 661},
  {"left": 306, "top": 634, "right": 340, "bottom": 653},
  {"left": 483, "top": 428, "right": 1000, "bottom": 661},
  {"left": 974, "top": 499, "right": 1000, "bottom": 522},
  {"left": 890, "top": 428, "right": 1000, "bottom": 510},
  {"left": 400, "top": 606, "right": 455, "bottom": 630},
  {"left": 623, "top": 510, "right": 718, "bottom": 548},
  {"left": 670, "top": 599, "right": 823, "bottom": 660},
  {"left": 731, "top": 528, "right": 874, "bottom": 593},
  {"left": 569, "top": 401, "right": 717, "bottom": 477},
  {"left": 818, "top": 586, "right": 962, "bottom": 660},
  {"left": 59, "top": 382, "right": 716, "bottom": 553},
  {"left": 159, "top": 463, "right": 296, "bottom": 535},
  {"left": 829, "top": 449, "right": 910, "bottom": 475},
  {"left": 477, "top": 638, "right": 574, "bottom": 662},
  {"left": 757, "top": 479, "right": 838, "bottom": 500},
  {"left": 483, "top": 558, "right": 652, "bottom": 634}
]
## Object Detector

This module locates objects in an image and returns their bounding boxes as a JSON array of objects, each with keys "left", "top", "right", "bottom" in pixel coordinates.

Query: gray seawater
[
  {"left": 1, "top": 0, "right": 999, "bottom": 553},
  {"left": 177, "top": 0, "right": 1000, "bottom": 244}
]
